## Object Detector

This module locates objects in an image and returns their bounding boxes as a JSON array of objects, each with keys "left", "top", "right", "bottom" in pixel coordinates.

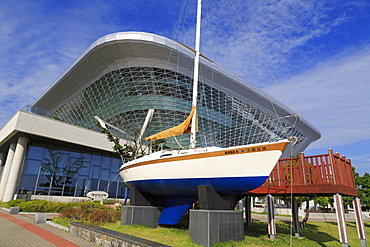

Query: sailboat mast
[{"left": 190, "top": 0, "right": 202, "bottom": 149}]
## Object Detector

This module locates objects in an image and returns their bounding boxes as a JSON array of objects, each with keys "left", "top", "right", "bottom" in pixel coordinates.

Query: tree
[
  {"left": 313, "top": 196, "right": 330, "bottom": 209},
  {"left": 274, "top": 195, "right": 312, "bottom": 229},
  {"left": 98, "top": 124, "right": 169, "bottom": 162},
  {"left": 99, "top": 126, "right": 139, "bottom": 162},
  {"left": 354, "top": 169, "right": 370, "bottom": 210},
  {"left": 343, "top": 168, "right": 370, "bottom": 211},
  {"left": 295, "top": 196, "right": 312, "bottom": 229}
]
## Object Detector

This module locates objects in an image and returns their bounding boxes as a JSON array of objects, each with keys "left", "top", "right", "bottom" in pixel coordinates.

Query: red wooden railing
[{"left": 245, "top": 150, "right": 358, "bottom": 196}]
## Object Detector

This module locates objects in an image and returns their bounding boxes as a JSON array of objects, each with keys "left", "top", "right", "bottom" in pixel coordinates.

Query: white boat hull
[
  {"left": 120, "top": 139, "right": 288, "bottom": 197},
  {"left": 119, "top": 140, "right": 289, "bottom": 224}
]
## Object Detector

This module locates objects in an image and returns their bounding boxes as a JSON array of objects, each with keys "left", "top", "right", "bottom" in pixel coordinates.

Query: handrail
[{"left": 254, "top": 150, "right": 357, "bottom": 195}]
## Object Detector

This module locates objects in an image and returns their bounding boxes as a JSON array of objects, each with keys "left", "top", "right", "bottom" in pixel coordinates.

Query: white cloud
[
  {"left": 265, "top": 45, "right": 370, "bottom": 149},
  {"left": 0, "top": 1, "right": 125, "bottom": 127},
  {"left": 191, "top": 0, "right": 368, "bottom": 87}
]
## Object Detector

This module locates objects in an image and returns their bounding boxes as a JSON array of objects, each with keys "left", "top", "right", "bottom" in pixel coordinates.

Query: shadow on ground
[{"left": 245, "top": 221, "right": 339, "bottom": 247}]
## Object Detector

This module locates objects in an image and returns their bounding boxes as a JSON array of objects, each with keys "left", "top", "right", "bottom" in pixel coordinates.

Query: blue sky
[{"left": 1, "top": 0, "right": 369, "bottom": 175}]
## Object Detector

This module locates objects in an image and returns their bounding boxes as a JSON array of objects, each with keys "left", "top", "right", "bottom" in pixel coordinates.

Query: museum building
[{"left": 0, "top": 32, "right": 321, "bottom": 202}]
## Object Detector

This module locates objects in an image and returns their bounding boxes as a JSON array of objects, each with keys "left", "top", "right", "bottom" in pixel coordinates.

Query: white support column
[
  {"left": 292, "top": 197, "right": 301, "bottom": 237},
  {"left": 3, "top": 136, "right": 28, "bottom": 202},
  {"left": 0, "top": 152, "right": 6, "bottom": 178},
  {"left": 0, "top": 143, "right": 16, "bottom": 201},
  {"left": 267, "top": 194, "right": 276, "bottom": 239},
  {"left": 334, "top": 193, "right": 349, "bottom": 247},
  {"left": 353, "top": 197, "right": 367, "bottom": 247}
]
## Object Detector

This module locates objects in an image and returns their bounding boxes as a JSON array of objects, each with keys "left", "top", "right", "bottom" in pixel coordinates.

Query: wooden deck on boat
[{"left": 244, "top": 149, "right": 358, "bottom": 197}]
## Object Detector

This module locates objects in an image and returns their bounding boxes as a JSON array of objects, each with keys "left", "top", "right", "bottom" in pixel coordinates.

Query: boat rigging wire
[{"left": 227, "top": 0, "right": 299, "bottom": 126}]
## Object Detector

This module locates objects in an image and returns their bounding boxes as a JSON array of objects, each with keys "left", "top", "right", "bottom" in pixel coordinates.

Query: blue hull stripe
[{"left": 127, "top": 176, "right": 268, "bottom": 198}]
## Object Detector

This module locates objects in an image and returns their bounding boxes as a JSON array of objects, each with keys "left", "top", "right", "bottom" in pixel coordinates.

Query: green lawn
[{"left": 53, "top": 217, "right": 370, "bottom": 247}]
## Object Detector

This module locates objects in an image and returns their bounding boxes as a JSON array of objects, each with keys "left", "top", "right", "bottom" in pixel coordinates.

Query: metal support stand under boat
[
  {"left": 120, "top": 187, "right": 163, "bottom": 228},
  {"left": 189, "top": 185, "right": 244, "bottom": 247},
  {"left": 245, "top": 196, "right": 252, "bottom": 226},
  {"left": 267, "top": 194, "right": 276, "bottom": 239},
  {"left": 292, "top": 197, "right": 301, "bottom": 237}
]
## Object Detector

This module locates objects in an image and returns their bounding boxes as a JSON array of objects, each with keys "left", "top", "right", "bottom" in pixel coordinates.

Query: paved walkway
[{"left": 0, "top": 209, "right": 95, "bottom": 247}]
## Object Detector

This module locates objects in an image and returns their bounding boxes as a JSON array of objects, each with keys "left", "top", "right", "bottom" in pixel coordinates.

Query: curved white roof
[{"left": 34, "top": 32, "right": 320, "bottom": 151}]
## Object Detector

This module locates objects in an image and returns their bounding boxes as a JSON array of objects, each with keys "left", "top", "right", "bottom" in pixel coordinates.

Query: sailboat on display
[{"left": 119, "top": 1, "right": 289, "bottom": 225}]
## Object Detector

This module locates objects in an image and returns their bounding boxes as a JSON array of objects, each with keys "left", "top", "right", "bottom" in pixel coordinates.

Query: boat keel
[{"left": 158, "top": 198, "right": 196, "bottom": 225}]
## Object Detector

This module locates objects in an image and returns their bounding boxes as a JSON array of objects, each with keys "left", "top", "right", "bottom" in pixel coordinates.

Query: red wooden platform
[{"left": 244, "top": 149, "right": 358, "bottom": 196}]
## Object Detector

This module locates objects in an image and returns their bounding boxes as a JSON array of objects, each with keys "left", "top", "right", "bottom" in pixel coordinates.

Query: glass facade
[
  {"left": 48, "top": 67, "right": 305, "bottom": 149},
  {"left": 19, "top": 140, "right": 124, "bottom": 198}
]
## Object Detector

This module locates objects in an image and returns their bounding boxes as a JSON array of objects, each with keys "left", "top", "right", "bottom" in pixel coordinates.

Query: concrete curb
[{"left": 47, "top": 221, "right": 70, "bottom": 232}]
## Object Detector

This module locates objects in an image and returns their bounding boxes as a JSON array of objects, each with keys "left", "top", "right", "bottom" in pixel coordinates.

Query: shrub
[
  {"left": 76, "top": 201, "right": 106, "bottom": 211},
  {"left": 103, "top": 199, "right": 122, "bottom": 205},
  {"left": 60, "top": 208, "right": 83, "bottom": 219},
  {"left": 21, "top": 200, "right": 49, "bottom": 212},
  {"left": 83, "top": 209, "right": 121, "bottom": 225},
  {"left": 7, "top": 199, "right": 26, "bottom": 208},
  {"left": 7, "top": 199, "right": 121, "bottom": 225},
  {"left": 7, "top": 199, "right": 104, "bottom": 213}
]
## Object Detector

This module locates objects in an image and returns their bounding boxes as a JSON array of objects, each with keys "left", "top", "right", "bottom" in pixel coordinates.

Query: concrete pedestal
[
  {"left": 189, "top": 210, "right": 244, "bottom": 247},
  {"left": 9, "top": 207, "right": 19, "bottom": 214},
  {"left": 121, "top": 206, "right": 162, "bottom": 228},
  {"left": 34, "top": 213, "right": 47, "bottom": 224}
]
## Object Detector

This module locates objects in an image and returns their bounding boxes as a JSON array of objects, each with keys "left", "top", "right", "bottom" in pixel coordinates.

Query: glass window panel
[
  {"left": 89, "top": 179, "right": 99, "bottom": 191},
  {"left": 49, "top": 187, "right": 63, "bottom": 196},
  {"left": 36, "top": 175, "right": 50, "bottom": 195},
  {"left": 67, "top": 157, "right": 83, "bottom": 178},
  {"left": 99, "top": 180, "right": 108, "bottom": 191},
  {"left": 63, "top": 177, "right": 77, "bottom": 196},
  {"left": 100, "top": 169, "right": 109, "bottom": 180},
  {"left": 82, "top": 151, "right": 92, "bottom": 162},
  {"left": 111, "top": 158, "right": 122, "bottom": 172},
  {"left": 75, "top": 177, "right": 88, "bottom": 197},
  {"left": 27, "top": 146, "right": 45, "bottom": 160},
  {"left": 35, "top": 187, "right": 49, "bottom": 196},
  {"left": 108, "top": 181, "right": 117, "bottom": 197},
  {"left": 109, "top": 172, "right": 117, "bottom": 180},
  {"left": 79, "top": 162, "right": 90, "bottom": 176},
  {"left": 101, "top": 156, "right": 111, "bottom": 169},
  {"left": 43, "top": 149, "right": 52, "bottom": 159},
  {"left": 90, "top": 166, "right": 100, "bottom": 179},
  {"left": 62, "top": 185, "right": 75, "bottom": 196},
  {"left": 92, "top": 154, "right": 102, "bottom": 165},
  {"left": 19, "top": 175, "right": 37, "bottom": 193},
  {"left": 24, "top": 159, "right": 41, "bottom": 175}
]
